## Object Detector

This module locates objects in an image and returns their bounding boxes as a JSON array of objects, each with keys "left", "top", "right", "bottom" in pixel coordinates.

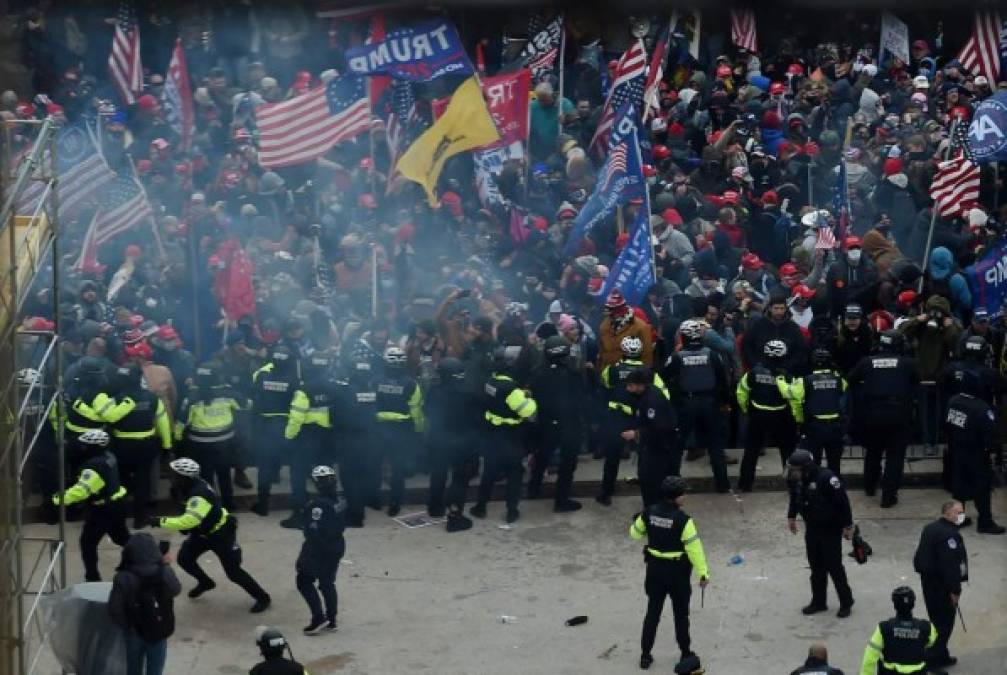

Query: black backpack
[{"left": 131, "top": 575, "right": 175, "bottom": 642}]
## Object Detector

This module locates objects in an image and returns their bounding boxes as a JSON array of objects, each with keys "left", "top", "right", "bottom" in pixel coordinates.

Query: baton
[
  {"left": 701, "top": 585, "right": 705, "bottom": 608},
  {"left": 956, "top": 604, "right": 967, "bottom": 633}
]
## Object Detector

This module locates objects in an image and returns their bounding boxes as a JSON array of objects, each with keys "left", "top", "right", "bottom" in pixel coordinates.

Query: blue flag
[
  {"left": 346, "top": 20, "right": 472, "bottom": 82},
  {"left": 563, "top": 104, "right": 645, "bottom": 257},
  {"left": 598, "top": 204, "right": 655, "bottom": 307},
  {"left": 968, "top": 91, "right": 1007, "bottom": 163},
  {"left": 965, "top": 239, "right": 1007, "bottom": 316}
]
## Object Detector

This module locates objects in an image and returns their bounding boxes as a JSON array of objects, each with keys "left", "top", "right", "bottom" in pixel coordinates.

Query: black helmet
[
  {"left": 543, "top": 335, "right": 570, "bottom": 360},
  {"left": 270, "top": 344, "right": 292, "bottom": 364},
  {"left": 254, "top": 626, "right": 287, "bottom": 658},
  {"left": 195, "top": 363, "right": 217, "bottom": 388},
  {"left": 78, "top": 356, "right": 107, "bottom": 379},
  {"left": 437, "top": 357, "right": 465, "bottom": 381},
  {"left": 660, "top": 475, "right": 688, "bottom": 500},
  {"left": 877, "top": 330, "right": 904, "bottom": 353},
  {"left": 811, "top": 348, "right": 833, "bottom": 368},
  {"left": 492, "top": 346, "right": 518, "bottom": 371},
  {"left": 891, "top": 586, "right": 915, "bottom": 612},
  {"left": 964, "top": 335, "right": 988, "bottom": 362},
  {"left": 113, "top": 363, "right": 142, "bottom": 393},
  {"left": 787, "top": 449, "right": 815, "bottom": 469}
]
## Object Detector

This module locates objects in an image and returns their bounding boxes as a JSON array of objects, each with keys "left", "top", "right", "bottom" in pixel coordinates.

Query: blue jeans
[{"left": 125, "top": 630, "right": 167, "bottom": 675}]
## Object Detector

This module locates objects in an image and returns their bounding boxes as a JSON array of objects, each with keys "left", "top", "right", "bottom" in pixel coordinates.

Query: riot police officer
[
  {"left": 151, "top": 458, "right": 271, "bottom": 613},
  {"left": 472, "top": 347, "right": 537, "bottom": 524},
  {"left": 629, "top": 476, "right": 709, "bottom": 672},
  {"left": 250, "top": 626, "right": 308, "bottom": 675},
  {"left": 374, "top": 346, "right": 424, "bottom": 517},
  {"left": 913, "top": 500, "right": 968, "bottom": 671},
  {"left": 859, "top": 587, "right": 939, "bottom": 675},
  {"left": 528, "top": 336, "right": 584, "bottom": 512},
  {"left": 283, "top": 354, "right": 339, "bottom": 528},
  {"left": 250, "top": 346, "right": 303, "bottom": 516},
  {"left": 782, "top": 349, "right": 847, "bottom": 475},
  {"left": 296, "top": 466, "right": 345, "bottom": 635},
  {"left": 53, "top": 429, "right": 130, "bottom": 581},
  {"left": 334, "top": 354, "right": 378, "bottom": 527},
  {"left": 737, "top": 340, "right": 797, "bottom": 491},
  {"left": 61, "top": 355, "right": 115, "bottom": 452},
  {"left": 425, "top": 357, "right": 479, "bottom": 532},
  {"left": 786, "top": 450, "right": 855, "bottom": 618},
  {"left": 663, "top": 320, "right": 731, "bottom": 493},
  {"left": 625, "top": 368, "right": 680, "bottom": 508},
  {"left": 597, "top": 337, "right": 668, "bottom": 505},
  {"left": 847, "top": 330, "right": 921, "bottom": 508},
  {"left": 944, "top": 378, "right": 1005, "bottom": 534}
]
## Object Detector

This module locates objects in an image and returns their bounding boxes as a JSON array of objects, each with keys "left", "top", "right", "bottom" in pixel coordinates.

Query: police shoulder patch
[
  {"left": 948, "top": 538, "right": 957, "bottom": 549},
  {"left": 647, "top": 408, "right": 656, "bottom": 419},
  {"left": 311, "top": 507, "right": 323, "bottom": 521},
  {"left": 188, "top": 497, "right": 200, "bottom": 509},
  {"left": 829, "top": 476, "right": 841, "bottom": 489}
]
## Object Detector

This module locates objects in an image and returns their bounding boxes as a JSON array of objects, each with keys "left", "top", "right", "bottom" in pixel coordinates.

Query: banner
[
  {"left": 965, "top": 239, "right": 1007, "bottom": 316},
  {"left": 671, "top": 9, "right": 702, "bottom": 60},
  {"left": 346, "top": 19, "right": 472, "bottom": 81},
  {"left": 520, "top": 14, "right": 563, "bottom": 82},
  {"left": 473, "top": 142, "right": 523, "bottom": 206},
  {"left": 431, "top": 70, "right": 530, "bottom": 149},
  {"left": 879, "top": 12, "right": 910, "bottom": 65},
  {"left": 598, "top": 205, "right": 655, "bottom": 307},
  {"left": 968, "top": 91, "right": 1007, "bottom": 163}
]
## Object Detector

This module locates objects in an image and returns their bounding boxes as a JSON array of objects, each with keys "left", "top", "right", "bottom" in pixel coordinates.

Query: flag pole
[
  {"left": 920, "top": 118, "right": 960, "bottom": 293},
  {"left": 125, "top": 153, "right": 166, "bottom": 259},
  {"left": 557, "top": 17, "right": 566, "bottom": 128}
]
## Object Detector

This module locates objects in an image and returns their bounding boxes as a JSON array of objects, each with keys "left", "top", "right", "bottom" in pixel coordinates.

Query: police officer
[
  {"left": 944, "top": 374, "right": 1006, "bottom": 534},
  {"left": 629, "top": 476, "right": 709, "bottom": 672},
  {"left": 425, "top": 357, "right": 478, "bottom": 532},
  {"left": 859, "top": 587, "right": 939, "bottom": 675},
  {"left": 597, "top": 337, "right": 668, "bottom": 505},
  {"left": 176, "top": 363, "right": 244, "bottom": 510},
  {"left": 472, "top": 347, "right": 538, "bottom": 524},
  {"left": 52, "top": 429, "right": 130, "bottom": 581},
  {"left": 374, "top": 346, "right": 424, "bottom": 517},
  {"left": 249, "top": 626, "right": 308, "bottom": 675},
  {"left": 283, "top": 355, "right": 338, "bottom": 528},
  {"left": 151, "top": 458, "right": 271, "bottom": 613},
  {"left": 782, "top": 348, "right": 847, "bottom": 475},
  {"left": 334, "top": 354, "right": 378, "bottom": 527},
  {"left": 104, "top": 363, "right": 172, "bottom": 528},
  {"left": 786, "top": 450, "right": 855, "bottom": 618},
  {"left": 250, "top": 345, "right": 303, "bottom": 516},
  {"left": 625, "top": 368, "right": 680, "bottom": 508},
  {"left": 664, "top": 320, "right": 731, "bottom": 493},
  {"left": 528, "top": 336, "right": 584, "bottom": 512},
  {"left": 913, "top": 500, "right": 968, "bottom": 671},
  {"left": 789, "top": 643, "right": 844, "bottom": 675},
  {"left": 61, "top": 355, "right": 115, "bottom": 452},
  {"left": 847, "top": 330, "right": 921, "bottom": 508},
  {"left": 296, "top": 466, "right": 345, "bottom": 635},
  {"left": 737, "top": 340, "right": 798, "bottom": 491}
]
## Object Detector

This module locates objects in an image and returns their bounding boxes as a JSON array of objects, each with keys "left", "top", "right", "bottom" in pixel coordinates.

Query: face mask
[
  {"left": 955, "top": 512, "right": 966, "bottom": 526},
  {"left": 847, "top": 249, "right": 862, "bottom": 265}
]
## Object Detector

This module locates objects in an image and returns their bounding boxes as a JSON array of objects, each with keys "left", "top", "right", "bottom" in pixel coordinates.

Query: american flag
[
  {"left": 385, "top": 80, "right": 423, "bottom": 177},
  {"left": 730, "top": 9, "right": 758, "bottom": 53},
  {"left": 642, "top": 21, "right": 673, "bottom": 122},
  {"left": 255, "top": 75, "right": 370, "bottom": 169},
  {"left": 108, "top": 1, "right": 143, "bottom": 105},
  {"left": 956, "top": 11, "right": 1002, "bottom": 82},
  {"left": 829, "top": 159, "right": 849, "bottom": 247},
  {"left": 589, "top": 40, "right": 647, "bottom": 157},
  {"left": 93, "top": 176, "right": 154, "bottom": 245},
  {"left": 162, "top": 39, "right": 194, "bottom": 151},
  {"left": 599, "top": 143, "right": 628, "bottom": 193},
  {"left": 930, "top": 121, "right": 980, "bottom": 219}
]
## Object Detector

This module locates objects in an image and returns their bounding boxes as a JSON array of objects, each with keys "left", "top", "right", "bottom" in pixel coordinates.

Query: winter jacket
[
  {"left": 861, "top": 229, "right": 903, "bottom": 277},
  {"left": 597, "top": 315, "right": 654, "bottom": 370},
  {"left": 927, "top": 246, "right": 972, "bottom": 320},
  {"left": 740, "top": 313, "right": 808, "bottom": 374},
  {"left": 898, "top": 295, "right": 963, "bottom": 379},
  {"left": 108, "top": 533, "right": 181, "bottom": 635}
]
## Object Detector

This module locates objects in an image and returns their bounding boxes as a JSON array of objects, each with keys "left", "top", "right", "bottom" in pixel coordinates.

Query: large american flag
[
  {"left": 108, "top": 1, "right": 143, "bottom": 105},
  {"left": 93, "top": 176, "right": 154, "bottom": 245},
  {"left": 930, "top": 121, "right": 980, "bottom": 219},
  {"left": 956, "top": 11, "right": 1002, "bottom": 82},
  {"left": 589, "top": 40, "right": 647, "bottom": 157},
  {"left": 256, "top": 75, "right": 370, "bottom": 169},
  {"left": 730, "top": 9, "right": 758, "bottom": 53},
  {"left": 162, "top": 39, "right": 194, "bottom": 150},
  {"left": 385, "top": 80, "right": 423, "bottom": 178},
  {"left": 642, "top": 21, "right": 672, "bottom": 123}
]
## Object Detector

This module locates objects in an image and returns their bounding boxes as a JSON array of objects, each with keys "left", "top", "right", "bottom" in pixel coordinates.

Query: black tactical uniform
[
  {"left": 425, "top": 358, "right": 479, "bottom": 527},
  {"left": 860, "top": 588, "right": 937, "bottom": 675},
  {"left": 945, "top": 388, "right": 1005, "bottom": 533},
  {"left": 913, "top": 515, "right": 968, "bottom": 669},
  {"left": 737, "top": 352, "right": 797, "bottom": 491},
  {"left": 250, "top": 348, "right": 302, "bottom": 515},
  {"left": 334, "top": 359, "right": 377, "bottom": 526},
  {"left": 296, "top": 481, "right": 346, "bottom": 631},
  {"left": 847, "top": 332, "right": 920, "bottom": 507},
  {"left": 784, "top": 354, "right": 847, "bottom": 475},
  {"left": 630, "top": 381, "right": 680, "bottom": 509},
  {"left": 374, "top": 351, "right": 423, "bottom": 516}
]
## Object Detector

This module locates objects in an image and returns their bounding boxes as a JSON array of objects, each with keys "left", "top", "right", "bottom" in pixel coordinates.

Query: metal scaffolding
[{"left": 0, "top": 117, "right": 67, "bottom": 675}]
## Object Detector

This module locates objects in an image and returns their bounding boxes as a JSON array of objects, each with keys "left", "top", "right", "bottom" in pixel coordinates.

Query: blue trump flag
[
  {"left": 965, "top": 239, "right": 1007, "bottom": 316},
  {"left": 562, "top": 103, "right": 645, "bottom": 257},
  {"left": 968, "top": 92, "right": 1007, "bottom": 163},
  {"left": 598, "top": 203, "right": 655, "bottom": 307},
  {"left": 346, "top": 20, "right": 472, "bottom": 82}
]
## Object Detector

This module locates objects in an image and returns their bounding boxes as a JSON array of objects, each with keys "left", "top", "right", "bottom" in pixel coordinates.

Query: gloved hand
[{"left": 147, "top": 516, "right": 162, "bottom": 529}]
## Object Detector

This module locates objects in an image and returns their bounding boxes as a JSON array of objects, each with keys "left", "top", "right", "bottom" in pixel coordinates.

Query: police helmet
[
  {"left": 384, "top": 346, "right": 407, "bottom": 367},
  {"left": 78, "top": 355, "right": 107, "bottom": 377},
  {"left": 78, "top": 429, "right": 110, "bottom": 447},
  {"left": 877, "top": 330, "right": 905, "bottom": 353},
  {"left": 492, "top": 346, "right": 520, "bottom": 370},
  {"left": 620, "top": 336, "right": 644, "bottom": 358},
  {"left": 437, "top": 357, "right": 465, "bottom": 380},
  {"left": 763, "top": 340, "right": 788, "bottom": 359},
  {"left": 811, "top": 348, "right": 833, "bottom": 368},
  {"left": 17, "top": 368, "right": 40, "bottom": 386},
  {"left": 679, "top": 320, "right": 704, "bottom": 347},
  {"left": 964, "top": 335, "right": 988, "bottom": 361},
  {"left": 169, "top": 457, "right": 201, "bottom": 478},
  {"left": 543, "top": 335, "right": 570, "bottom": 359},
  {"left": 311, "top": 465, "right": 336, "bottom": 481},
  {"left": 195, "top": 364, "right": 217, "bottom": 387},
  {"left": 660, "top": 475, "right": 688, "bottom": 500},
  {"left": 891, "top": 586, "right": 915, "bottom": 612},
  {"left": 254, "top": 626, "right": 287, "bottom": 658},
  {"left": 270, "top": 345, "right": 292, "bottom": 364},
  {"left": 787, "top": 449, "right": 815, "bottom": 469}
]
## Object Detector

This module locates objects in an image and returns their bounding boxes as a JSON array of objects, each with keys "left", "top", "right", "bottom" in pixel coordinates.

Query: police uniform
[
  {"left": 250, "top": 358, "right": 303, "bottom": 514},
  {"left": 333, "top": 361, "right": 377, "bottom": 526},
  {"left": 249, "top": 658, "right": 308, "bottom": 675},
  {"left": 632, "top": 384, "right": 680, "bottom": 508},
  {"left": 296, "top": 493, "right": 346, "bottom": 625},
  {"left": 860, "top": 615, "right": 937, "bottom": 674},
  {"left": 945, "top": 392, "right": 1002, "bottom": 529},
  {"left": 176, "top": 385, "right": 244, "bottom": 509},
  {"left": 527, "top": 358, "right": 584, "bottom": 505},
  {"left": 939, "top": 360, "right": 1006, "bottom": 491},
  {"left": 425, "top": 370, "right": 479, "bottom": 517},
  {"left": 788, "top": 466, "right": 854, "bottom": 613},
  {"left": 847, "top": 353, "right": 920, "bottom": 505},
  {"left": 783, "top": 369, "right": 847, "bottom": 474},
  {"left": 664, "top": 346, "right": 731, "bottom": 492},
  {"left": 629, "top": 503, "right": 709, "bottom": 662},
  {"left": 475, "top": 372, "right": 537, "bottom": 520},
  {"left": 158, "top": 478, "right": 270, "bottom": 605},
  {"left": 373, "top": 370, "right": 424, "bottom": 513},
  {"left": 737, "top": 364, "right": 797, "bottom": 490},
  {"left": 913, "top": 518, "right": 968, "bottom": 668},
  {"left": 54, "top": 449, "right": 130, "bottom": 581},
  {"left": 285, "top": 358, "right": 339, "bottom": 515}
]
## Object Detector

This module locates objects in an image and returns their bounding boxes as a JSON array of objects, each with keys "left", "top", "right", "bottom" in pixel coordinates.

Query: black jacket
[
  {"left": 790, "top": 655, "right": 845, "bottom": 674},
  {"left": 787, "top": 467, "right": 853, "bottom": 530},
  {"left": 741, "top": 314, "right": 808, "bottom": 374},
  {"left": 108, "top": 532, "right": 181, "bottom": 632},
  {"left": 913, "top": 518, "right": 968, "bottom": 594}
]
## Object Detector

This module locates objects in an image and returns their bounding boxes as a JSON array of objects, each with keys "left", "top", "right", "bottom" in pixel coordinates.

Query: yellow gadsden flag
[{"left": 397, "top": 76, "right": 500, "bottom": 207}]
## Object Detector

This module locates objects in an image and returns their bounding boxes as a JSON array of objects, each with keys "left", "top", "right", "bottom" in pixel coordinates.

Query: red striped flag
[
  {"left": 589, "top": 40, "right": 647, "bottom": 157},
  {"left": 930, "top": 156, "right": 980, "bottom": 219},
  {"left": 730, "top": 8, "right": 758, "bottom": 53},
  {"left": 815, "top": 224, "right": 837, "bottom": 250},
  {"left": 162, "top": 39, "right": 194, "bottom": 151},
  {"left": 956, "top": 11, "right": 1002, "bottom": 82},
  {"left": 642, "top": 22, "right": 672, "bottom": 122},
  {"left": 255, "top": 75, "right": 370, "bottom": 169},
  {"left": 74, "top": 211, "right": 103, "bottom": 272},
  {"left": 108, "top": 1, "right": 143, "bottom": 105}
]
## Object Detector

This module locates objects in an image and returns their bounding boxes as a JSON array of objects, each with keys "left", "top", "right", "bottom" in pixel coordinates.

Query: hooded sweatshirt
[
  {"left": 108, "top": 532, "right": 181, "bottom": 634},
  {"left": 861, "top": 228, "right": 902, "bottom": 276},
  {"left": 927, "top": 246, "right": 971, "bottom": 319}
]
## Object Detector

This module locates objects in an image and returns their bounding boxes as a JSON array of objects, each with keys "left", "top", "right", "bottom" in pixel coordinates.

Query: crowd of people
[{"left": 7, "top": 3, "right": 1007, "bottom": 674}]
